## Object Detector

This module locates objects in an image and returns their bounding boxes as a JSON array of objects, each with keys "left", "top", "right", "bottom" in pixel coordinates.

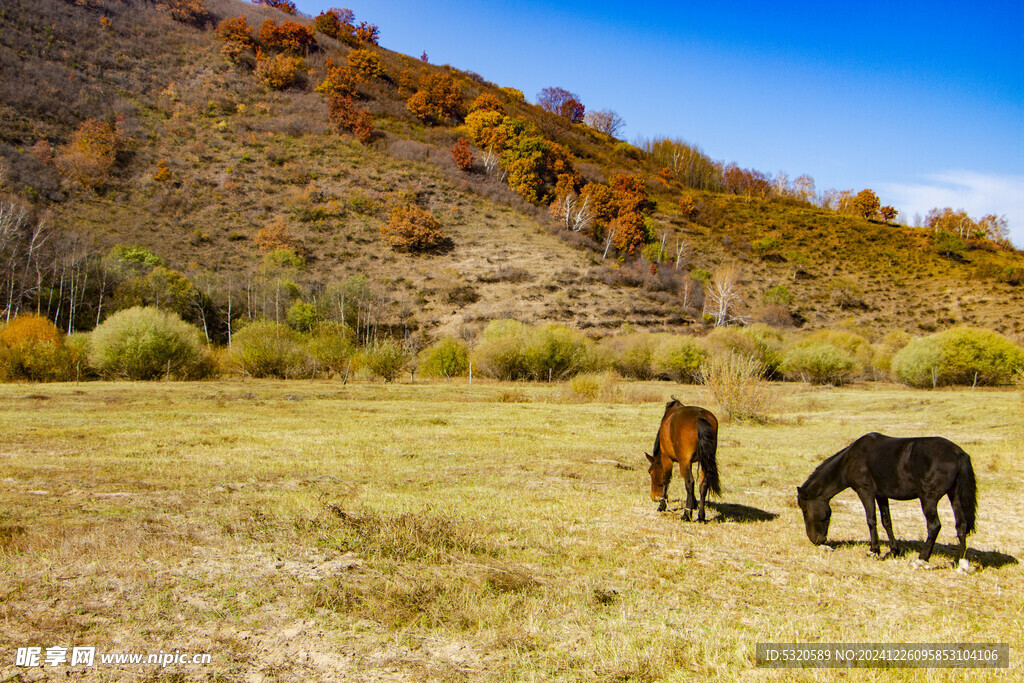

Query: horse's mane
[{"left": 802, "top": 444, "right": 852, "bottom": 496}]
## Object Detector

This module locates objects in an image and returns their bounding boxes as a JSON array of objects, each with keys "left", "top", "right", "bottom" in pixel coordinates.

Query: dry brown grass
[{"left": 0, "top": 379, "right": 1020, "bottom": 681}]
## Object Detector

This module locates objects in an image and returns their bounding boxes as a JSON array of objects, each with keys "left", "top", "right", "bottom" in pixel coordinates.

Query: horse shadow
[
  {"left": 830, "top": 539, "right": 1018, "bottom": 568},
  {"left": 665, "top": 501, "right": 778, "bottom": 523}
]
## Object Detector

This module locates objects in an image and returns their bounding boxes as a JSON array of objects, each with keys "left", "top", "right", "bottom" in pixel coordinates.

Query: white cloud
[{"left": 879, "top": 170, "right": 1024, "bottom": 248}]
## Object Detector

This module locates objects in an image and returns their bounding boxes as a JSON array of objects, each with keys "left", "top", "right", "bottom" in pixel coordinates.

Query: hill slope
[{"left": 1, "top": 0, "right": 1022, "bottom": 342}]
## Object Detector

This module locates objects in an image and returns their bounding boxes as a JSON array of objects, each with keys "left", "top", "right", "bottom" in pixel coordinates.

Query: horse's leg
[
  {"left": 949, "top": 491, "right": 969, "bottom": 564},
  {"left": 856, "top": 489, "right": 880, "bottom": 555},
  {"left": 918, "top": 497, "right": 942, "bottom": 562},
  {"left": 697, "top": 468, "right": 708, "bottom": 523},
  {"left": 681, "top": 462, "right": 695, "bottom": 521},
  {"left": 876, "top": 497, "right": 901, "bottom": 556}
]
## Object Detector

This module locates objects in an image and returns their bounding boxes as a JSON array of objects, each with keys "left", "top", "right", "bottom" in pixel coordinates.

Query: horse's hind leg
[
  {"left": 681, "top": 463, "right": 696, "bottom": 521},
  {"left": 949, "top": 491, "right": 969, "bottom": 563},
  {"left": 876, "top": 497, "right": 901, "bottom": 556},
  {"left": 697, "top": 469, "right": 708, "bottom": 522},
  {"left": 918, "top": 497, "right": 942, "bottom": 562}
]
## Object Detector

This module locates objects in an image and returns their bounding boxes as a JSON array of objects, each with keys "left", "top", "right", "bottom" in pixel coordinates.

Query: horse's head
[
  {"left": 796, "top": 486, "right": 831, "bottom": 545},
  {"left": 646, "top": 452, "right": 670, "bottom": 502}
]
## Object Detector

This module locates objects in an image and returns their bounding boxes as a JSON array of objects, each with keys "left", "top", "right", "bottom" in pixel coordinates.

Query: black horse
[{"left": 797, "top": 433, "right": 976, "bottom": 568}]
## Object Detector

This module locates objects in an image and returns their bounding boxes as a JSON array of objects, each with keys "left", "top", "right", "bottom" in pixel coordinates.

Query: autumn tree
[
  {"left": 259, "top": 19, "right": 316, "bottom": 55},
  {"left": 879, "top": 205, "right": 898, "bottom": 224},
  {"left": 315, "top": 58, "right": 362, "bottom": 97},
  {"left": 537, "top": 87, "right": 585, "bottom": 123},
  {"left": 312, "top": 8, "right": 356, "bottom": 44},
  {"left": 156, "top": 0, "right": 210, "bottom": 25},
  {"left": 254, "top": 0, "right": 297, "bottom": 14},
  {"left": 406, "top": 73, "right": 464, "bottom": 123},
  {"left": 678, "top": 195, "right": 697, "bottom": 221},
  {"left": 705, "top": 266, "right": 742, "bottom": 326},
  {"left": 851, "top": 189, "right": 881, "bottom": 220},
  {"left": 347, "top": 49, "right": 385, "bottom": 79},
  {"left": 255, "top": 52, "right": 306, "bottom": 89},
  {"left": 57, "top": 118, "right": 119, "bottom": 190},
  {"left": 451, "top": 138, "right": 474, "bottom": 172},
  {"left": 355, "top": 21, "right": 380, "bottom": 44},
  {"left": 214, "top": 16, "right": 255, "bottom": 61},
  {"left": 467, "top": 92, "right": 504, "bottom": 114},
  {"left": 608, "top": 174, "right": 655, "bottom": 255},
  {"left": 381, "top": 205, "right": 446, "bottom": 252},
  {"left": 328, "top": 95, "right": 373, "bottom": 143},
  {"left": 585, "top": 109, "right": 624, "bottom": 137}
]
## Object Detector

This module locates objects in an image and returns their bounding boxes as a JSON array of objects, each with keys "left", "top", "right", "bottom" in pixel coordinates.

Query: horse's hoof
[
  {"left": 818, "top": 544, "right": 834, "bottom": 553},
  {"left": 657, "top": 501, "right": 667, "bottom": 512},
  {"left": 957, "top": 559, "right": 975, "bottom": 574},
  {"left": 866, "top": 550, "right": 880, "bottom": 559},
  {"left": 910, "top": 558, "right": 929, "bottom": 570}
]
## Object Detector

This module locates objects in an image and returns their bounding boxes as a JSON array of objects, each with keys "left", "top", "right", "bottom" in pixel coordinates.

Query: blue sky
[{"left": 294, "top": 1, "right": 1024, "bottom": 246}]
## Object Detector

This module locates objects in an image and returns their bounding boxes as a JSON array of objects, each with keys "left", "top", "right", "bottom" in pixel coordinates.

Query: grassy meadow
[{"left": 0, "top": 378, "right": 1021, "bottom": 681}]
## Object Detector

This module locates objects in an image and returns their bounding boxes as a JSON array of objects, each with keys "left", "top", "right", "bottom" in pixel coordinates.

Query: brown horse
[{"left": 645, "top": 399, "right": 721, "bottom": 521}]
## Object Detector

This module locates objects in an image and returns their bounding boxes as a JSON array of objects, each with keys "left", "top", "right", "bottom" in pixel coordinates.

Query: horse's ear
[{"left": 644, "top": 452, "right": 654, "bottom": 464}]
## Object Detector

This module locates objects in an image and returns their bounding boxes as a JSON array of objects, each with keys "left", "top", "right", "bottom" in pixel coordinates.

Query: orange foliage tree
[
  {"left": 851, "top": 189, "right": 881, "bottom": 220},
  {"left": 406, "top": 73, "right": 463, "bottom": 124},
  {"left": 254, "top": 0, "right": 297, "bottom": 14},
  {"left": 57, "top": 118, "right": 119, "bottom": 190},
  {"left": 214, "top": 16, "right": 255, "bottom": 61},
  {"left": 355, "top": 21, "right": 380, "bottom": 44},
  {"left": 347, "top": 49, "right": 385, "bottom": 79},
  {"left": 316, "top": 58, "right": 362, "bottom": 97},
  {"left": 608, "top": 174, "right": 654, "bottom": 255},
  {"left": 380, "top": 205, "right": 446, "bottom": 252},
  {"left": 259, "top": 19, "right": 316, "bottom": 55},
  {"left": 468, "top": 92, "right": 504, "bottom": 114},
  {"left": 255, "top": 52, "right": 306, "bottom": 89},
  {"left": 328, "top": 95, "right": 373, "bottom": 143},
  {"left": 156, "top": 0, "right": 210, "bottom": 25},
  {"left": 312, "top": 9, "right": 355, "bottom": 43},
  {"left": 254, "top": 218, "right": 300, "bottom": 253},
  {"left": 451, "top": 138, "right": 474, "bottom": 171}
]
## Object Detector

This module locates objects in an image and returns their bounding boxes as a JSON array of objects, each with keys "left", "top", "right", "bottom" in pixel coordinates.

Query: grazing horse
[
  {"left": 797, "top": 433, "right": 977, "bottom": 568},
  {"left": 645, "top": 399, "right": 720, "bottom": 521}
]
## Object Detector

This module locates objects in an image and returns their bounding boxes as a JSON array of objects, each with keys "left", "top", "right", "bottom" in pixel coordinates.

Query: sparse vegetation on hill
[{"left": 0, "top": 0, "right": 1022, "bottom": 366}]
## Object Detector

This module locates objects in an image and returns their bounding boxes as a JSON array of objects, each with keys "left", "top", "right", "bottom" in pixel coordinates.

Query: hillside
[{"left": 1, "top": 0, "right": 1022, "bottom": 344}]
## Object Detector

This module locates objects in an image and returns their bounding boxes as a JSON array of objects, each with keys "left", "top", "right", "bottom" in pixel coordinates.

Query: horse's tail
[
  {"left": 955, "top": 450, "right": 977, "bottom": 536},
  {"left": 696, "top": 416, "right": 721, "bottom": 496}
]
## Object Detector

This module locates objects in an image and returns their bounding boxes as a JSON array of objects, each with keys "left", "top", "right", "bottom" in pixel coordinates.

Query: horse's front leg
[
  {"left": 856, "top": 489, "right": 880, "bottom": 555},
  {"left": 681, "top": 463, "right": 696, "bottom": 521},
  {"left": 876, "top": 497, "right": 901, "bottom": 556}
]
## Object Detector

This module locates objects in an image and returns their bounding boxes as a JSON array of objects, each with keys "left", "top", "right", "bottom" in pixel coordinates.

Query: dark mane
[{"left": 801, "top": 444, "right": 851, "bottom": 496}]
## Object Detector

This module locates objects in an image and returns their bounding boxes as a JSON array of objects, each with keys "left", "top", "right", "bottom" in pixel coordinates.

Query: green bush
[
  {"left": 871, "top": 330, "right": 912, "bottom": 380},
  {"left": 472, "top": 319, "right": 531, "bottom": 380},
  {"left": 562, "top": 371, "right": 621, "bottom": 403},
  {"left": 601, "top": 333, "right": 655, "bottom": 380},
  {"left": 364, "top": 339, "right": 410, "bottom": 382},
  {"left": 231, "top": 319, "right": 309, "bottom": 378},
  {"left": 89, "top": 306, "right": 211, "bottom": 380},
  {"left": 762, "top": 285, "right": 793, "bottom": 307},
  {"left": 305, "top": 322, "right": 354, "bottom": 378},
  {"left": 892, "top": 327, "right": 1024, "bottom": 388},
  {"left": 704, "top": 325, "right": 784, "bottom": 377},
  {"left": 0, "top": 314, "right": 80, "bottom": 381},
  {"left": 419, "top": 336, "right": 469, "bottom": 380},
  {"left": 286, "top": 300, "right": 320, "bottom": 332},
  {"left": 802, "top": 329, "right": 872, "bottom": 379},
  {"left": 654, "top": 335, "right": 708, "bottom": 383},
  {"left": 780, "top": 342, "right": 855, "bottom": 385}
]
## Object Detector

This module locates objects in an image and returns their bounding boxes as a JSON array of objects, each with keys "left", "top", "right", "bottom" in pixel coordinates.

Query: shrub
[
  {"left": 601, "top": 334, "right": 655, "bottom": 380},
  {"left": 700, "top": 352, "right": 773, "bottom": 423},
  {"left": 306, "top": 322, "right": 354, "bottom": 378},
  {"left": 468, "top": 93, "right": 504, "bottom": 114},
  {"left": 255, "top": 53, "right": 306, "bottom": 89},
  {"left": 89, "top": 307, "right": 210, "bottom": 380},
  {"left": 231, "top": 320, "right": 309, "bottom": 378},
  {"left": 802, "top": 329, "right": 872, "bottom": 379},
  {"left": 419, "top": 337, "right": 469, "bottom": 380},
  {"left": 451, "top": 138, "right": 474, "bottom": 172},
  {"left": 0, "top": 314, "right": 79, "bottom": 382},
  {"left": 655, "top": 335, "right": 708, "bottom": 383},
  {"left": 704, "top": 326, "right": 783, "bottom": 377},
  {"left": 472, "top": 319, "right": 531, "bottom": 380},
  {"left": 364, "top": 339, "right": 410, "bottom": 382},
  {"left": 380, "top": 204, "right": 446, "bottom": 252},
  {"left": 561, "top": 371, "right": 621, "bottom": 403},
  {"left": 523, "top": 324, "right": 595, "bottom": 381},
  {"left": 286, "top": 301, "right": 319, "bottom": 332},
  {"left": 347, "top": 49, "right": 385, "bottom": 79},
  {"left": 891, "top": 327, "right": 1024, "bottom": 388},
  {"left": 871, "top": 330, "right": 912, "bottom": 380},
  {"left": 762, "top": 285, "right": 793, "bottom": 307},
  {"left": 57, "top": 118, "right": 118, "bottom": 190},
  {"left": 406, "top": 73, "right": 463, "bottom": 123},
  {"left": 328, "top": 95, "right": 374, "bottom": 143},
  {"left": 780, "top": 342, "right": 855, "bottom": 385}
]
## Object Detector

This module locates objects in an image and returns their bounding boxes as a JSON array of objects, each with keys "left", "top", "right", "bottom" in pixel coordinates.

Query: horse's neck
[{"left": 807, "top": 453, "right": 849, "bottom": 501}]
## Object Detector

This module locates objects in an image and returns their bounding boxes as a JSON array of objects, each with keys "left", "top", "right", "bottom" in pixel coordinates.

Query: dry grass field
[{"left": 1, "top": 379, "right": 1021, "bottom": 681}]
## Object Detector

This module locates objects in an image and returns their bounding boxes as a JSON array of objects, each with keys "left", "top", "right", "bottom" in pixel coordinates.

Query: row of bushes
[{"left": 2, "top": 310, "right": 1023, "bottom": 388}]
